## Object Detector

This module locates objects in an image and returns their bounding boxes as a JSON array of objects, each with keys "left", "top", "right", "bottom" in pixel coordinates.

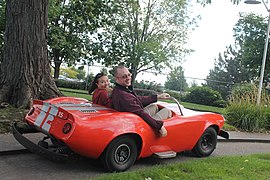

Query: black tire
[
  {"left": 100, "top": 136, "right": 137, "bottom": 172},
  {"left": 192, "top": 127, "right": 217, "bottom": 157}
]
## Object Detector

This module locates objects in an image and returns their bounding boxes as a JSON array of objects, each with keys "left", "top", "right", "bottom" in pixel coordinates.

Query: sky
[
  {"left": 181, "top": 0, "right": 269, "bottom": 85},
  {"left": 90, "top": 0, "right": 269, "bottom": 86},
  {"left": 136, "top": 0, "right": 269, "bottom": 85}
]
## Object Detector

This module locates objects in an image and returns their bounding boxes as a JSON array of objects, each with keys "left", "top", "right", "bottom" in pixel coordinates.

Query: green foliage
[
  {"left": 61, "top": 67, "right": 78, "bottom": 79},
  {"left": 196, "top": 0, "right": 242, "bottom": 6},
  {"left": 134, "top": 80, "right": 163, "bottom": 92},
  {"left": 48, "top": 0, "right": 110, "bottom": 77},
  {"left": 60, "top": 66, "right": 86, "bottom": 80},
  {"left": 76, "top": 66, "right": 86, "bottom": 80},
  {"left": 225, "top": 83, "right": 270, "bottom": 131},
  {"left": 234, "top": 13, "right": 269, "bottom": 79},
  {"left": 164, "top": 90, "right": 183, "bottom": 101},
  {"left": 183, "top": 86, "right": 224, "bottom": 107},
  {"left": 55, "top": 79, "right": 86, "bottom": 90},
  {"left": 207, "top": 49, "right": 250, "bottom": 99},
  {"left": 225, "top": 102, "right": 270, "bottom": 132},
  {"left": 207, "top": 13, "right": 269, "bottom": 99},
  {"left": 230, "top": 83, "right": 270, "bottom": 106},
  {"left": 164, "top": 66, "right": 188, "bottom": 92},
  {"left": 95, "top": 0, "right": 197, "bottom": 81},
  {"left": 230, "top": 83, "right": 258, "bottom": 102},
  {"left": 85, "top": 72, "right": 95, "bottom": 87}
]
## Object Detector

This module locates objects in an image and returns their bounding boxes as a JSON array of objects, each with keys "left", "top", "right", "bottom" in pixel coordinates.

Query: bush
[
  {"left": 134, "top": 88, "right": 158, "bottom": 96},
  {"left": 225, "top": 83, "right": 270, "bottom": 132},
  {"left": 183, "top": 86, "right": 224, "bottom": 107},
  {"left": 55, "top": 79, "right": 86, "bottom": 90},
  {"left": 225, "top": 102, "right": 270, "bottom": 132},
  {"left": 163, "top": 90, "right": 183, "bottom": 101}
]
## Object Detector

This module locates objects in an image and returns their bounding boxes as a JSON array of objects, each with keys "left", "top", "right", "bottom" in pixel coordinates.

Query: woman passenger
[{"left": 89, "top": 72, "right": 112, "bottom": 108}]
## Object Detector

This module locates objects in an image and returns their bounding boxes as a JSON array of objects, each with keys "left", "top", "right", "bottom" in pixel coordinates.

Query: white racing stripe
[
  {"left": 35, "top": 103, "right": 59, "bottom": 133},
  {"left": 42, "top": 106, "right": 59, "bottom": 132},
  {"left": 34, "top": 102, "right": 50, "bottom": 127}
]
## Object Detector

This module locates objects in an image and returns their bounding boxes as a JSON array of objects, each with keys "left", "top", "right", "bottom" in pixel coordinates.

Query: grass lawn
[
  {"left": 59, "top": 87, "right": 91, "bottom": 100},
  {"left": 95, "top": 154, "right": 270, "bottom": 179}
]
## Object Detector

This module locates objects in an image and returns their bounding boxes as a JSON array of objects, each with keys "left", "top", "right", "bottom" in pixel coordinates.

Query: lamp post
[{"left": 244, "top": 0, "right": 270, "bottom": 105}]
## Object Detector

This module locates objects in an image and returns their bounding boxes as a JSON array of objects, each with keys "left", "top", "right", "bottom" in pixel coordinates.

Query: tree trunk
[
  {"left": 53, "top": 49, "right": 62, "bottom": 79},
  {"left": 0, "top": 0, "right": 62, "bottom": 108}
]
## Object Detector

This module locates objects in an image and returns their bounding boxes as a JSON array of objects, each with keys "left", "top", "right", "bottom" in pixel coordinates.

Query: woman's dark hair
[{"left": 88, "top": 72, "right": 106, "bottom": 94}]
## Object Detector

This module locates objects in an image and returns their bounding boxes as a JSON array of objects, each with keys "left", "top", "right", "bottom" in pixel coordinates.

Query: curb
[
  {"left": 0, "top": 149, "right": 30, "bottom": 156},
  {"left": 1, "top": 138, "right": 269, "bottom": 157},
  {"left": 218, "top": 139, "right": 270, "bottom": 143}
]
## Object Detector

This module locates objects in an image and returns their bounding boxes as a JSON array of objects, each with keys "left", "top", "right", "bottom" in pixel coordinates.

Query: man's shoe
[{"left": 159, "top": 126, "right": 167, "bottom": 137}]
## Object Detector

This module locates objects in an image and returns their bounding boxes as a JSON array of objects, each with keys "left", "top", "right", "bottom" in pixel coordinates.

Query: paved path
[
  {"left": 1, "top": 130, "right": 270, "bottom": 153},
  {"left": 1, "top": 131, "right": 270, "bottom": 180}
]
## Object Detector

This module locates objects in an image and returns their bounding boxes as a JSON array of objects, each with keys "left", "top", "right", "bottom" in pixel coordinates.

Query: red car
[{"left": 13, "top": 96, "right": 229, "bottom": 172}]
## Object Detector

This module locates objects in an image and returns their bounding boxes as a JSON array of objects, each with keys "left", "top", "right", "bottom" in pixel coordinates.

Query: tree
[
  {"left": 207, "top": 46, "right": 250, "bottom": 99},
  {"left": 165, "top": 66, "right": 188, "bottom": 92},
  {"left": 134, "top": 80, "right": 163, "bottom": 92},
  {"left": 0, "top": 0, "right": 61, "bottom": 107},
  {"left": 196, "top": 0, "right": 241, "bottom": 5},
  {"left": 93, "top": 0, "right": 196, "bottom": 83},
  {"left": 207, "top": 13, "right": 268, "bottom": 99},
  {"left": 233, "top": 13, "right": 270, "bottom": 80},
  {"left": 60, "top": 66, "right": 86, "bottom": 80},
  {"left": 0, "top": 0, "right": 243, "bottom": 107},
  {"left": 48, "top": 0, "right": 110, "bottom": 79},
  {"left": 0, "top": 0, "right": 5, "bottom": 62}
]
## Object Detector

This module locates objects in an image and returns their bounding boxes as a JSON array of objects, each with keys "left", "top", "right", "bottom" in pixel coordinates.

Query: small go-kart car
[{"left": 13, "top": 96, "right": 229, "bottom": 172}]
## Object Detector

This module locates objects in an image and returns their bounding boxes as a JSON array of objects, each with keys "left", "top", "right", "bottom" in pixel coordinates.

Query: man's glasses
[{"left": 118, "top": 73, "right": 132, "bottom": 79}]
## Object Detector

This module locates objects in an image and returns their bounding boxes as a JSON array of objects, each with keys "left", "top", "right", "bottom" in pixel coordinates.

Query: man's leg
[
  {"left": 143, "top": 104, "right": 158, "bottom": 116},
  {"left": 152, "top": 108, "right": 172, "bottom": 120}
]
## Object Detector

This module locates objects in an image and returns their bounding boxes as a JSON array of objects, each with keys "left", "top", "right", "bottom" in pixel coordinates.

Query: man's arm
[{"left": 118, "top": 92, "right": 163, "bottom": 130}]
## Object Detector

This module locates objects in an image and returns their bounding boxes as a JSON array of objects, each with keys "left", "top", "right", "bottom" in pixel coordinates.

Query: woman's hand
[{"left": 105, "top": 87, "right": 113, "bottom": 93}]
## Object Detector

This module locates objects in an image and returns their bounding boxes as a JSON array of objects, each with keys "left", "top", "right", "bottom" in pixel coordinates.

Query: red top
[
  {"left": 112, "top": 83, "right": 163, "bottom": 130},
  {"left": 92, "top": 88, "right": 112, "bottom": 108}
]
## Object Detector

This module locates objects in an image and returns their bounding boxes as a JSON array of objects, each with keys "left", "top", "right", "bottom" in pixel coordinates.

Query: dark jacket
[{"left": 112, "top": 83, "right": 163, "bottom": 130}]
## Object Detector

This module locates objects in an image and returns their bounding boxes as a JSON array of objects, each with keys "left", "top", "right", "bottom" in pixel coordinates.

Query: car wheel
[
  {"left": 100, "top": 136, "right": 137, "bottom": 172},
  {"left": 192, "top": 127, "right": 217, "bottom": 157}
]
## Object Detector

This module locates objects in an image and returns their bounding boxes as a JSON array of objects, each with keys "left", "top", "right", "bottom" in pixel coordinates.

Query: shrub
[
  {"left": 225, "top": 102, "right": 270, "bottom": 132},
  {"left": 163, "top": 90, "right": 183, "bottom": 101},
  {"left": 55, "top": 79, "right": 86, "bottom": 90},
  {"left": 225, "top": 83, "right": 270, "bottom": 132},
  {"left": 183, "top": 86, "right": 224, "bottom": 107}
]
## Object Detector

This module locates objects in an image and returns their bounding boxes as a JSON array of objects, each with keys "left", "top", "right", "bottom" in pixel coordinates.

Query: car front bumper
[{"left": 218, "top": 129, "right": 230, "bottom": 139}]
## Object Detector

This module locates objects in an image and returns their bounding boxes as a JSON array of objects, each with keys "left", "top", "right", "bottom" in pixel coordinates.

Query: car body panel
[{"left": 22, "top": 96, "right": 226, "bottom": 160}]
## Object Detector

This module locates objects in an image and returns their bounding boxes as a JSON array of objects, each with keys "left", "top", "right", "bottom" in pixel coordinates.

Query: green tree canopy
[
  {"left": 165, "top": 66, "right": 188, "bottom": 92},
  {"left": 207, "top": 13, "right": 268, "bottom": 99},
  {"left": 93, "top": 0, "right": 197, "bottom": 82},
  {"left": 233, "top": 13, "right": 270, "bottom": 79},
  {"left": 48, "top": 0, "right": 110, "bottom": 79}
]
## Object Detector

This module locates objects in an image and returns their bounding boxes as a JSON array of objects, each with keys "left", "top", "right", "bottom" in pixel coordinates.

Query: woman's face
[{"left": 96, "top": 76, "right": 110, "bottom": 89}]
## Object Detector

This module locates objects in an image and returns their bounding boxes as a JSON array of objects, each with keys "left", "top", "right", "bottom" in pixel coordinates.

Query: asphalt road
[{"left": 1, "top": 141, "right": 270, "bottom": 180}]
